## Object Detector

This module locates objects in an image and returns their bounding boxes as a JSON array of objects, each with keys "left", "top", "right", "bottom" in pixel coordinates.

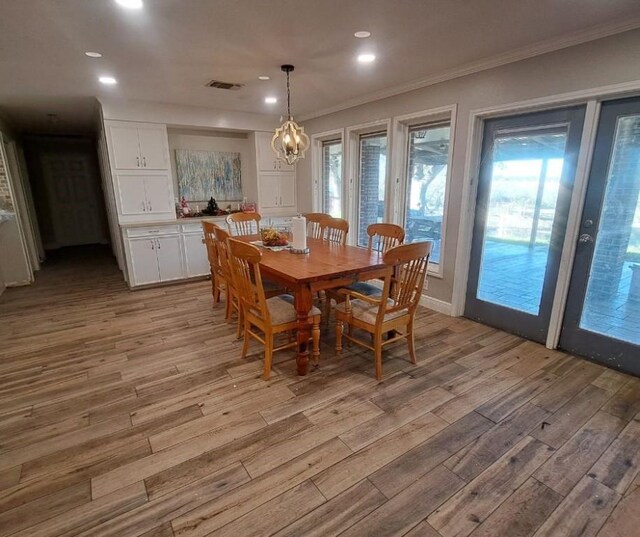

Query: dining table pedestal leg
[{"left": 294, "top": 285, "right": 313, "bottom": 376}]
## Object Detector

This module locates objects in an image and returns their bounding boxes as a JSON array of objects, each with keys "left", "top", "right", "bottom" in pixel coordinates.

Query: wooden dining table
[{"left": 237, "top": 236, "right": 387, "bottom": 375}]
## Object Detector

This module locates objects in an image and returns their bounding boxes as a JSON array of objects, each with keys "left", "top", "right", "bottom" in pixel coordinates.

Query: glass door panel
[
  {"left": 476, "top": 129, "right": 568, "bottom": 315},
  {"left": 357, "top": 133, "right": 387, "bottom": 246},
  {"left": 404, "top": 123, "right": 451, "bottom": 264},
  {"left": 322, "top": 141, "right": 343, "bottom": 217},
  {"left": 465, "top": 107, "right": 585, "bottom": 343},
  {"left": 560, "top": 98, "right": 640, "bottom": 375}
]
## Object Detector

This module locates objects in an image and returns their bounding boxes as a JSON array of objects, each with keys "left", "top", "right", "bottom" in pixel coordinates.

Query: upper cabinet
[
  {"left": 255, "top": 132, "right": 295, "bottom": 172},
  {"left": 107, "top": 122, "right": 169, "bottom": 170}
]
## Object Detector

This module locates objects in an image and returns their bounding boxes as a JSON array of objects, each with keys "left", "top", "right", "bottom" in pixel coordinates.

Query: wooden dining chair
[
  {"left": 226, "top": 212, "right": 261, "bottom": 236},
  {"left": 202, "top": 221, "right": 225, "bottom": 304},
  {"left": 226, "top": 238, "right": 322, "bottom": 380},
  {"left": 305, "top": 213, "right": 331, "bottom": 239},
  {"left": 367, "top": 223, "right": 405, "bottom": 252},
  {"left": 325, "top": 222, "right": 405, "bottom": 320},
  {"left": 212, "top": 226, "right": 242, "bottom": 336},
  {"left": 323, "top": 217, "right": 349, "bottom": 244},
  {"left": 335, "top": 241, "right": 431, "bottom": 380}
]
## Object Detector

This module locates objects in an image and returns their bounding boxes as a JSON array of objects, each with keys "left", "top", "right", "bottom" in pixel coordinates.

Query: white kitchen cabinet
[
  {"left": 137, "top": 127, "right": 168, "bottom": 169},
  {"left": 115, "top": 173, "right": 174, "bottom": 219},
  {"left": 107, "top": 122, "right": 169, "bottom": 171},
  {"left": 258, "top": 172, "right": 297, "bottom": 212},
  {"left": 156, "top": 235, "right": 183, "bottom": 282},
  {"left": 182, "top": 233, "right": 209, "bottom": 278},
  {"left": 258, "top": 174, "right": 281, "bottom": 209},
  {"left": 110, "top": 126, "right": 141, "bottom": 170},
  {"left": 126, "top": 232, "right": 184, "bottom": 286},
  {"left": 278, "top": 173, "right": 296, "bottom": 208},
  {"left": 256, "top": 132, "right": 295, "bottom": 172},
  {"left": 128, "top": 238, "right": 160, "bottom": 285}
]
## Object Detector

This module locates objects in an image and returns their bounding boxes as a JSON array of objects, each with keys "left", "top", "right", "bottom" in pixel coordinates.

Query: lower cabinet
[
  {"left": 182, "top": 232, "right": 210, "bottom": 278},
  {"left": 127, "top": 234, "right": 184, "bottom": 287}
]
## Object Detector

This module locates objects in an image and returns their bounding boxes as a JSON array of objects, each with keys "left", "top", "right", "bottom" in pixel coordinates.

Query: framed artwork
[{"left": 175, "top": 149, "right": 242, "bottom": 201}]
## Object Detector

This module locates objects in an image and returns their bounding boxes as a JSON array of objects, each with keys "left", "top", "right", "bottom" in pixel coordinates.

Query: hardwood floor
[{"left": 0, "top": 246, "right": 639, "bottom": 537}]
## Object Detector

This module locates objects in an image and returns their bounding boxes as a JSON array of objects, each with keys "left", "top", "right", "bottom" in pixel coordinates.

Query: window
[
  {"left": 357, "top": 133, "right": 387, "bottom": 246},
  {"left": 404, "top": 123, "right": 451, "bottom": 264},
  {"left": 322, "top": 140, "right": 342, "bottom": 217}
]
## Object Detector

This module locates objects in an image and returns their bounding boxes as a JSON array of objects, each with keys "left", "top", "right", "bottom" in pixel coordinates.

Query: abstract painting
[{"left": 175, "top": 149, "right": 242, "bottom": 202}]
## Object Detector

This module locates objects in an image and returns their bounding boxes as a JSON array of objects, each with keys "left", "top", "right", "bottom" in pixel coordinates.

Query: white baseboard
[{"left": 420, "top": 294, "right": 453, "bottom": 316}]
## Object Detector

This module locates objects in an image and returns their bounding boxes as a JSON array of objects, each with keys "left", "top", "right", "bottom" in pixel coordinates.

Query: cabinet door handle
[
  {"left": 151, "top": 240, "right": 155, "bottom": 250},
  {"left": 143, "top": 156, "right": 147, "bottom": 167},
  {"left": 136, "top": 156, "right": 140, "bottom": 167},
  {"left": 141, "top": 201, "right": 146, "bottom": 212},
  {"left": 273, "top": 161, "right": 277, "bottom": 170},
  {"left": 147, "top": 201, "right": 152, "bottom": 211},
  {"left": 156, "top": 239, "right": 161, "bottom": 249},
  {"left": 279, "top": 196, "right": 282, "bottom": 205}
]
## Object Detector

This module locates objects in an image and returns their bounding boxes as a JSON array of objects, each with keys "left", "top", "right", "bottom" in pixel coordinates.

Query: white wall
[
  {"left": 167, "top": 128, "right": 255, "bottom": 207},
  {"left": 100, "top": 98, "right": 277, "bottom": 132},
  {"left": 297, "top": 28, "right": 640, "bottom": 305}
]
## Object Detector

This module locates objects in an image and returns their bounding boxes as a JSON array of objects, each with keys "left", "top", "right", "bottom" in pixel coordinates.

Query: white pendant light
[{"left": 271, "top": 65, "right": 310, "bottom": 166}]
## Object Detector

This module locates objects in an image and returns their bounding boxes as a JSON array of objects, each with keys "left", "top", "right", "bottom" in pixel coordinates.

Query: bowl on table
[{"left": 260, "top": 228, "right": 289, "bottom": 247}]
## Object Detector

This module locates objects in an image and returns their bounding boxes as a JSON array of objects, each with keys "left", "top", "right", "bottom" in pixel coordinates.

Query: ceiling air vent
[{"left": 205, "top": 80, "right": 244, "bottom": 90}]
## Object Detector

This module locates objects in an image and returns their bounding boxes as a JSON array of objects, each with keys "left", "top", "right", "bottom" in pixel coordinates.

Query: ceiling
[{"left": 1, "top": 0, "right": 640, "bottom": 134}]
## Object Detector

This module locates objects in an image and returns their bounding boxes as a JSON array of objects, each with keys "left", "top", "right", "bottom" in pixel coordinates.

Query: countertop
[{"left": 119, "top": 214, "right": 297, "bottom": 229}]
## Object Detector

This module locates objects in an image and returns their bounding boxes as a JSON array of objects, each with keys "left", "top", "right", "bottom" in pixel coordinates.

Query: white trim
[
  {"left": 345, "top": 119, "right": 392, "bottom": 246},
  {"left": 419, "top": 294, "right": 453, "bottom": 316},
  {"left": 391, "top": 104, "right": 457, "bottom": 278},
  {"left": 451, "top": 79, "right": 640, "bottom": 318},
  {"left": 299, "top": 18, "right": 640, "bottom": 122},
  {"left": 546, "top": 100, "right": 601, "bottom": 349},
  {"left": 310, "top": 128, "right": 344, "bottom": 214}
]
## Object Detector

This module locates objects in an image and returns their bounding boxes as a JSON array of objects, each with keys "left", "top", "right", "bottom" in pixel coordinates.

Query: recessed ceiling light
[
  {"left": 114, "top": 0, "right": 143, "bottom": 9},
  {"left": 354, "top": 31, "right": 371, "bottom": 39},
  {"left": 85, "top": 51, "right": 102, "bottom": 58},
  {"left": 357, "top": 53, "right": 376, "bottom": 64},
  {"left": 258, "top": 75, "right": 270, "bottom": 81},
  {"left": 99, "top": 76, "right": 118, "bottom": 85},
  {"left": 265, "top": 97, "right": 277, "bottom": 104}
]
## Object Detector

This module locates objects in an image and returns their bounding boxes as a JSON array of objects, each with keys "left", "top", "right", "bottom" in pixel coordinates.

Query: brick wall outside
[
  {"left": 358, "top": 140, "right": 382, "bottom": 246},
  {"left": 0, "top": 156, "right": 14, "bottom": 211},
  {"left": 589, "top": 116, "right": 640, "bottom": 298}
]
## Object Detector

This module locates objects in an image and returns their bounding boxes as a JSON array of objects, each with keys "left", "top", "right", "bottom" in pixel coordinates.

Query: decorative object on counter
[
  {"left": 202, "top": 197, "right": 220, "bottom": 216},
  {"left": 175, "top": 149, "right": 242, "bottom": 201},
  {"left": 290, "top": 214, "right": 309, "bottom": 253},
  {"left": 180, "top": 196, "right": 190, "bottom": 216},
  {"left": 242, "top": 201, "right": 257, "bottom": 213},
  {"left": 271, "top": 65, "right": 309, "bottom": 166},
  {"left": 260, "top": 227, "right": 289, "bottom": 247}
]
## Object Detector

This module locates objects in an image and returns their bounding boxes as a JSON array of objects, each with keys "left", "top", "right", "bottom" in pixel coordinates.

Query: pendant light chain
[{"left": 286, "top": 69, "right": 291, "bottom": 119}]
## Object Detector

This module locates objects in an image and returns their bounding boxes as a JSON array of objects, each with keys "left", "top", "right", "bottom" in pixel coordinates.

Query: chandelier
[{"left": 271, "top": 65, "right": 310, "bottom": 165}]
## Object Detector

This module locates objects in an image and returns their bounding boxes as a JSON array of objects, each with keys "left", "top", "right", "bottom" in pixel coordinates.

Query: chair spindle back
[{"left": 226, "top": 212, "right": 261, "bottom": 236}]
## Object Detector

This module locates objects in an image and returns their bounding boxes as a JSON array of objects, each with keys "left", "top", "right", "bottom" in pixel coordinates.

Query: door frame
[
  {"left": 559, "top": 97, "right": 640, "bottom": 375},
  {"left": 452, "top": 79, "right": 640, "bottom": 350},
  {"left": 464, "top": 107, "right": 586, "bottom": 343}
]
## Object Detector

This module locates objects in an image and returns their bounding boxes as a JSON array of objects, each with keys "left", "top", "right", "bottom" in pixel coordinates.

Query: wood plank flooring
[{"left": 0, "top": 246, "right": 639, "bottom": 537}]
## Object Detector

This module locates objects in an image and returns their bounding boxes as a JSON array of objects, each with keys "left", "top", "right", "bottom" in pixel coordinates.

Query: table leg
[{"left": 294, "top": 284, "right": 313, "bottom": 376}]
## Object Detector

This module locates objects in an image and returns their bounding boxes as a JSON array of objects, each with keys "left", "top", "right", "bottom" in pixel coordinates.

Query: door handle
[
  {"left": 151, "top": 240, "right": 154, "bottom": 250},
  {"left": 156, "top": 239, "right": 161, "bottom": 249},
  {"left": 279, "top": 196, "right": 282, "bottom": 205},
  {"left": 579, "top": 233, "right": 594, "bottom": 244},
  {"left": 143, "top": 156, "right": 147, "bottom": 167},
  {"left": 141, "top": 201, "right": 146, "bottom": 212},
  {"left": 136, "top": 157, "right": 140, "bottom": 167},
  {"left": 147, "top": 201, "right": 152, "bottom": 211}
]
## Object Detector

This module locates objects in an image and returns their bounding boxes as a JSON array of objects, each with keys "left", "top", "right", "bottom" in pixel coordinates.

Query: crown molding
[{"left": 299, "top": 17, "right": 640, "bottom": 122}]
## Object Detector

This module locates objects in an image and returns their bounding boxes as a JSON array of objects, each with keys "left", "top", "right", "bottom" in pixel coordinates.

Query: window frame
[
  {"left": 345, "top": 119, "right": 392, "bottom": 246},
  {"left": 392, "top": 105, "right": 457, "bottom": 277},
  {"left": 311, "top": 129, "right": 344, "bottom": 215}
]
